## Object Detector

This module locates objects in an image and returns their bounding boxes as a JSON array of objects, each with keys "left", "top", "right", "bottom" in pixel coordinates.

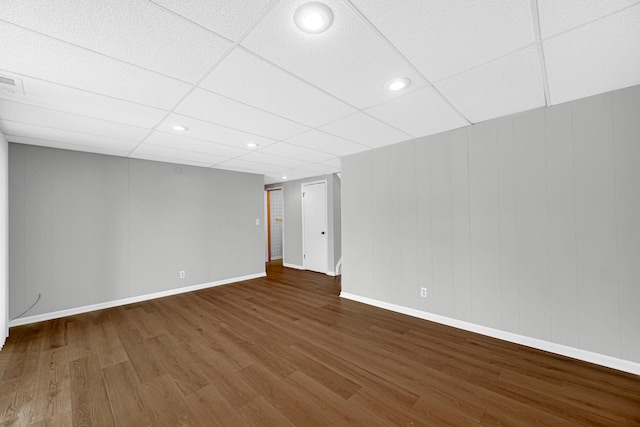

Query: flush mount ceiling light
[
  {"left": 246, "top": 142, "right": 259, "bottom": 148},
  {"left": 281, "top": 176, "right": 288, "bottom": 180},
  {"left": 294, "top": 2, "right": 334, "bottom": 34},
  {"left": 385, "top": 77, "right": 411, "bottom": 91},
  {"left": 172, "top": 125, "right": 189, "bottom": 131}
]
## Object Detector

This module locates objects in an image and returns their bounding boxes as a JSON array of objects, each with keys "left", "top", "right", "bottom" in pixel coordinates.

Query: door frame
[
  {"left": 265, "top": 187, "right": 284, "bottom": 262},
  {"left": 301, "top": 180, "right": 328, "bottom": 273}
]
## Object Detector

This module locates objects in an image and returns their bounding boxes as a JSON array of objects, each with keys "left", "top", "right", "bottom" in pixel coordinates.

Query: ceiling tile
[
  {"left": 259, "top": 142, "right": 335, "bottom": 163},
  {"left": 2, "top": 0, "right": 231, "bottom": 82},
  {"left": 233, "top": 151, "right": 311, "bottom": 169},
  {"left": 149, "top": 0, "right": 272, "bottom": 41},
  {"left": 175, "top": 88, "right": 308, "bottom": 140},
  {"left": 241, "top": 0, "right": 426, "bottom": 108},
  {"left": 0, "top": 72, "right": 166, "bottom": 128},
  {"left": 544, "top": 5, "right": 640, "bottom": 105},
  {"left": 537, "top": 0, "right": 640, "bottom": 38},
  {"left": 145, "top": 131, "right": 249, "bottom": 158},
  {"left": 158, "top": 113, "right": 278, "bottom": 149},
  {"left": 366, "top": 87, "right": 468, "bottom": 139},
  {"left": 436, "top": 46, "right": 545, "bottom": 124},
  {"left": 3, "top": 1, "right": 635, "bottom": 171},
  {"left": 269, "top": 169, "right": 313, "bottom": 181},
  {"left": 0, "top": 22, "right": 190, "bottom": 109},
  {"left": 322, "top": 157, "right": 341, "bottom": 168},
  {"left": 0, "top": 100, "right": 150, "bottom": 141},
  {"left": 215, "top": 158, "right": 283, "bottom": 173},
  {"left": 350, "top": 0, "right": 535, "bottom": 82},
  {"left": 285, "top": 129, "right": 368, "bottom": 156},
  {"left": 132, "top": 144, "right": 229, "bottom": 165},
  {"left": 0, "top": 120, "right": 139, "bottom": 152},
  {"left": 319, "top": 112, "right": 410, "bottom": 147},
  {"left": 200, "top": 49, "right": 355, "bottom": 127},
  {"left": 6, "top": 135, "right": 131, "bottom": 158}
]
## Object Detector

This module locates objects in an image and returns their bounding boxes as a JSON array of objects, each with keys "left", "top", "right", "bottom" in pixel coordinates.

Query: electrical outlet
[
  {"left": 420, "top": 287, "right": 427, "bottom": 298},
  {"left": 179, "top": 270, "right": 186, "bottom": 279}
]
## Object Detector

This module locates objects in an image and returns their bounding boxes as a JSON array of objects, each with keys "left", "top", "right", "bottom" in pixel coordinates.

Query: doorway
[
  {"left": 302, "top": 181, "right": 328, "bottom": 273},
  {"left": 266, "top": 188, "right": 284, "bottom": 262}
]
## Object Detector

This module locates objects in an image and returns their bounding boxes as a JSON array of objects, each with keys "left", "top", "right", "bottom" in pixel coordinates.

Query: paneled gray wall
[
  {"left": 332, "top": 175, "right": 341, "bottom": 267},
  {"left": 342, "top": 84, "right": 640, "bottom": 363},
  {"left": 9, "top": 145, "right": 265, "bottom": 319},
  {"left": 0, "top": 132, "right": 8, "bottom": 343},
  {"left": 266, "top": 173, "right": 341, "bottom": 272}
]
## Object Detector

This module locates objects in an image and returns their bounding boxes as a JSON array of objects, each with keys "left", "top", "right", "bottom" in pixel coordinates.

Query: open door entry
[{"left": 266, "top": 189, "right": 283, "bottom": 262}]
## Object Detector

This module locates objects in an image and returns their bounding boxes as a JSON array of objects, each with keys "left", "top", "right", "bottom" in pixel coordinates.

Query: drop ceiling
[{"left": 1, "top": 0, "right": 639, "bottom": 184}]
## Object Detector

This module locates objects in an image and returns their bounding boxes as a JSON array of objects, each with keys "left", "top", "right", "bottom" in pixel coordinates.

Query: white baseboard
[
  {"left": 340, "top": 292, "right": 640, "bottom": 376},
  {"left": 9, "top": 272, "right": 266, "bottom": 328},
  {"left": 284, "top": 263, "right": 337, "bottom": 276},
  {"left": 283, "top": 262, "right": 304, "bottom": 270}
]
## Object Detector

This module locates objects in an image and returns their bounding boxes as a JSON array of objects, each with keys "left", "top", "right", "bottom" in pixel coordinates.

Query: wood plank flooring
[{"left": 1, "top": 260, "right": 638, "bottom": 426}]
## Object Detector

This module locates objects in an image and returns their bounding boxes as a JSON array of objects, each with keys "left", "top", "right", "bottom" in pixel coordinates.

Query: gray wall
[
  {"left": 266, "top": 173, "right": 341, "bottom": 273},
  {"left": 9, "top": 144, "right": 265, "bottom": 319},
  {"left": 342, "top": 84, "right": 640, "bottom": 364},
  {"left": 332, "top": 175, "right": 341, "bottom": 267},
  {"left": 0, "top": 132, "right": 7, "bottom": 344}
]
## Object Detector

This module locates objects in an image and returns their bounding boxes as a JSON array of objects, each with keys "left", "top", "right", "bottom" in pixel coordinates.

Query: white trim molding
[
  {"left": 283, "top": 262, "right": 304, "bottom": 270},
  {"left": 340, "top": 292, "right": 640, "bottom": 376},
  {"left": 9, "top": 272, "right": 266, "bottom": 328},
  {"left": 328, "top": 257, "right": 342, "bottom": 276},
  {"left": 265, "top": 186, "right": 285, "bottom": 263}
]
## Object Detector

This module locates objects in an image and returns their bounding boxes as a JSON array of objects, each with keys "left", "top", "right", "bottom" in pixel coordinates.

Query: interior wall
[
  {"left": 8, "top": 144, "right": 265, "bottom": 320},
  {"left": 266, "top": 173, "right": 341, "bottom": 273},
  {"left": 333, "top": 175, "right": 341, "bottom": 267},
  {"left": 0, "top": 131, "right": 8, "bottom": 347},
  {"left": 341, "top": 84, "right": 640, "bottom": 364}
]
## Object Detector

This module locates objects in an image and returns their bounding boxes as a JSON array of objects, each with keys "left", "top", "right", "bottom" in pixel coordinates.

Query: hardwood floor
[{"left": 1, "top": 260, "right": 638, "bottom": 426}]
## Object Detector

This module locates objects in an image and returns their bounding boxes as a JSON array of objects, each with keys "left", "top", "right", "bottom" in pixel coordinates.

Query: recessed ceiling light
[
  {"left": 172, "top": 125, "right": 189, "bottom": 131},
  {"left": 282, "top": 176, "right": 288, "bottom": 180},
  {"left": 294, "top": 3, "right": 334, "bottom": 34},
  {"left": 386, "top": 77, "right": 411, "bottom": 91},
  {"left": 246, "top": 142, "right": 259, "bottom": 148}
]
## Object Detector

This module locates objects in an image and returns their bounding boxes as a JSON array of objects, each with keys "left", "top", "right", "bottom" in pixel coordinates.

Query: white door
[{"left": 302, "top": 181, "right": 327, "bottom": 273}]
